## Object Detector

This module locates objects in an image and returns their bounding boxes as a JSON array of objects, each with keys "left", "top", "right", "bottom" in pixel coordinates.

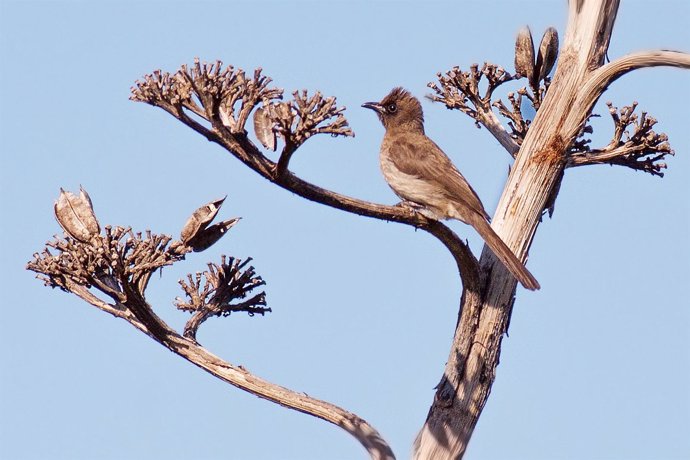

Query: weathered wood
[
  {"left": 66, "top": 280, "right": 397, "bottom": 460},
  {"left": 413, "top": 1, "right": 624, "bottom": 457}
]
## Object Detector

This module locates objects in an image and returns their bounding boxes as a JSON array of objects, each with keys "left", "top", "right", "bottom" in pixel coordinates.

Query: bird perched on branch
[{"left": 363, "top": 87, "right": 540, "bottom": 290}]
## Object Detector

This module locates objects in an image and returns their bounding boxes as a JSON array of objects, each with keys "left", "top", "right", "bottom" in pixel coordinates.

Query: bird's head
[{"left": 362, "top": 87, "right": 424, "bottom": 132}]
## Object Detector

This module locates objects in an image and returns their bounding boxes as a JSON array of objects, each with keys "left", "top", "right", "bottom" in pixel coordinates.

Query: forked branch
[
  {"left": 569, "top": 101, "right": 673, "bottom": 176},
  {"left": 564, "top": 49, "right": 690, "bottom": 141},
  {"left": 428, "top": 27, "right": 559, "bottom": 157},
  {"left": 28, "top": 190, "right": 396, "bottom": 460},
  {"left": 131, "top": 60, "right": 480, "bottom": 288},
  {"left": 177, "top": 256, "right": 269, "bottom": 341},
  {"left": 428, "top": 63, "right": 521, "bottom": 155},
  {"left": 268, "top": 90, "right": 354, "bottom": 176},
  {"left": 129, "top": 60, "right": 489, "bottom": 458}
]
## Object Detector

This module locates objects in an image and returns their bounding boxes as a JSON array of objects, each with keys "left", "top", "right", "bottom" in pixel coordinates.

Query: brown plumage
[{"left": 363, "top": 87, "right": 540, "bottom": 290}]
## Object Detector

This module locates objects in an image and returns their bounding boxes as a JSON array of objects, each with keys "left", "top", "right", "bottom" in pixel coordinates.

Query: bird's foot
[
  {"left": 398, "top": 201, "right": 438, "bottom": 221},
  {"left": 398, "top": 200, "right": 421, "bottom": 214}
]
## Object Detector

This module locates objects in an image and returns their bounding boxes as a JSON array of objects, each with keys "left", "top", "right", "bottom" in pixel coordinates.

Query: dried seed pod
[
  {"left": 514, "top": 26, "right": 535, "bottom": 82},
  {"left": 95, "top": 270, "right": 121, "bottom": 294},
  {"left": 187, "top": 217, "right": 240, "bottom": 252},
  {"left": 253, "top": 106, "right": 277, "bottom": 151},
  {"left": 219, "top": 101, "right": 236, "bottom": 130},
  {"left": 536, "top": 27, "right": 559, "bottom": 82},
  {"left": 80, "top": 186, "right": 94, "bottom": 208},
  {"left": 54, "top": 187, "right": 100, "bottom": 242},
  {"left": 268, "top": 102, "right": 294, "bottom": 137},
  {"left": 180, "top": 196, "right": 227, "bottom": 243}
]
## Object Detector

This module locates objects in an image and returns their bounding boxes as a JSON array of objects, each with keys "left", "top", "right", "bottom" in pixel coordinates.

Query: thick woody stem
[
  {"left": 414, "top": 0, "right": 623, "bottom": 457},
  {"left": 412, "top": 3, "right": 690, "bottom": 458}
]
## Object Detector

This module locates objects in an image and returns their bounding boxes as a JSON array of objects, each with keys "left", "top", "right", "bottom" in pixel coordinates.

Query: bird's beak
[{"left": 361, "top": 101, "right": 384, "bottom": 113}]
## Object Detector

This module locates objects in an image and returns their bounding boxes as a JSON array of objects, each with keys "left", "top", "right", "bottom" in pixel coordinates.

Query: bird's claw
[{"left": 398, "top": 200, "right": 421, "bottom": 214}]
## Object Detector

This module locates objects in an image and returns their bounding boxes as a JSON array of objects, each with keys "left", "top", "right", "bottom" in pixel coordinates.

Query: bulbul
[{"left": 363, "top": 87, "right": 540, "bottom": 290}]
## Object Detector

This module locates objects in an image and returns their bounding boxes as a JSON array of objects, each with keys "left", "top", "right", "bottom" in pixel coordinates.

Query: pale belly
[{"left": 380, "top": 155, "right": 453, "bottom": 220}]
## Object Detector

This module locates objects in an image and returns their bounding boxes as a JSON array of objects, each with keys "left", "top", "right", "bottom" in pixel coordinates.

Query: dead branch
[
  {"left": 268, "top": 90, "right": 354, "bottom": 176},
  {"left": 492, "top": 91, "right": 530, "bottom": 148},
  {"left": 563, "top": 50, "right": 690, "bottom": 142},
  {"left": 28, "top": 189, "right": 396, "bottom": 460},
  {"left": 129, "top": 60, "right": 488, "bottom": 458},
  {"left": 177, "top": 256, "right": 269, "bottom": 341},
  {"left": 131, "top": 60, "right": 480, "bottom": 289},
  {"left": 428, "top": 26, "right": 559, "bottom": 157},
  {"left": 568, "top": 101, "right": 673, "bottom": 176},
  {"left": 428, "top": 63, "right": 521, "bottom": 155}
]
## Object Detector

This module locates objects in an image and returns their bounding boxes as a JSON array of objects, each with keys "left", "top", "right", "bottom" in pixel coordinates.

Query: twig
[
  {"left": 492, "top": 91, "right": 530, "bottom": 148},
  {"left": 177, "top": 256, "right": 269, "bottom": 341},
  {"left": 568, "top": 101, "right": 673, "bottom": 176},
  {"left": 428, "top": 27, "right": 559, "bottom": 158},
  {"left": 132, "top": 60, "right": 354, "bottom": 180},
  {"left": 428, "top": 63, "right": 521, "bottom": 155},
  {"left": 563, "top": 49, "right": 690, "bottom": 142},
  {"left": 269, "top": 90, "right": 354, "bottom": 176}
]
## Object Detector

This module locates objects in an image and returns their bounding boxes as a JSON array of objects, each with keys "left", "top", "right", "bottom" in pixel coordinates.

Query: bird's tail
[{"left": 468, "top": 214, "right": 540, "bottom": 291}]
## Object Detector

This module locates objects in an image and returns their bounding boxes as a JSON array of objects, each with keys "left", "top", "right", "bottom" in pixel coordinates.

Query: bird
[{"left": 362, "top": 87, "right": 540, "bottom": 290}]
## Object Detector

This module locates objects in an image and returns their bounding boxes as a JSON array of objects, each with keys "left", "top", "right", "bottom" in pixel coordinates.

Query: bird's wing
[{"left": 388, "top": 135, "right": 490, "bottom": 220}]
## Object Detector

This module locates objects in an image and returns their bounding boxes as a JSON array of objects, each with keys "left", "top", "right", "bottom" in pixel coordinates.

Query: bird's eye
[{"left": 386, "top": 103, "right": 397, "bottom": 113}]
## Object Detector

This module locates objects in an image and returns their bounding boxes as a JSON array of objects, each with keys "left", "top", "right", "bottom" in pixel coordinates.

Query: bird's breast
[{"left": 379, "top": 147, "right": 448, "bottom": 219}]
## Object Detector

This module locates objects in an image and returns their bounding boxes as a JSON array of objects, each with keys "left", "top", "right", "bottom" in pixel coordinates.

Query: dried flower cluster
[
  {"left": 131, "top": 59, "right": 353, "bottom": 176},
  {"left": 29, "top": 189, "right": 187, "bottom": 299},
  {"left": 428, "top": 63, "right": 516, "bottom": 129},
  {"left": 131, "top": 59, "right": 282, "bottom": 134},
  {"left": 28, "top": 189, "right": 267, "bottom": 338},
  {"left": 427, "top": 27, "right": 674, "bottom": 179},
  {"left": 568, "top": 101, "right": 673, "bottom": 176},
  {"left": 492, "top": 91, "right": 531, "bottom": 144},
  {"left": 176, "top": 256, "right": 268, "bottom": 340},
  {"left": 428, "top": 27, "right": 559, "bottom": 151},
  {"left": 28, "top": 225, "right": 181, "bottom": 301},
  {"left": 260, "top": 90, "right": 354, "bottom": 175}
]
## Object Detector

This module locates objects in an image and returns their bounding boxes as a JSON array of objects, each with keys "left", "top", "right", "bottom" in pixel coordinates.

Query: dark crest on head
[{"left": 367, "top": 87, "right": 425, "bottom": 132}]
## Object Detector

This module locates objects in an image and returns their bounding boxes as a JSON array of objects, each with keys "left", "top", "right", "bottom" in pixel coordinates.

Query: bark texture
[{"left": 413, "top": 1, "right": 623, "bottom": 457}]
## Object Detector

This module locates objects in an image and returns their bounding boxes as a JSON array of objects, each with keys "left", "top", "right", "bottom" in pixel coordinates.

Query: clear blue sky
[{"left": 1, "top": 1, "right": 688, "bottom": 459}]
